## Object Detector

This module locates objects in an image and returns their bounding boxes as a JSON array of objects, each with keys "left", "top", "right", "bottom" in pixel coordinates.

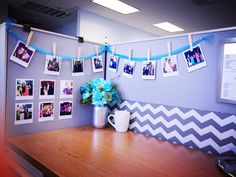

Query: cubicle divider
[
  {"left": 6, "top": 25, "right": 105, "bottom": 137},
  {"left": 107, "top": 28, "right": 236, "bottom": 155}
]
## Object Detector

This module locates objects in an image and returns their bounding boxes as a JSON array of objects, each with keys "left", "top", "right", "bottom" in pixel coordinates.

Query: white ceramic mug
[{"left": 108, "top": 110, "right": 130, "bottom": 132}]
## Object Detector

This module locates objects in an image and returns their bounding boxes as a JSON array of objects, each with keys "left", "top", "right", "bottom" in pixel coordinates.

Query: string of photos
[{"left": 7, "top": 22, "right": 212, "bottom": 79}]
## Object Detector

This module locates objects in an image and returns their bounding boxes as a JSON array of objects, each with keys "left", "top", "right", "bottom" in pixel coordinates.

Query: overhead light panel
[
  {"left": 92, "top": 0, "right": 139, "bottom": 14},
  {"left": 153, "top": 22, "right": 184, "bottom": 32}
]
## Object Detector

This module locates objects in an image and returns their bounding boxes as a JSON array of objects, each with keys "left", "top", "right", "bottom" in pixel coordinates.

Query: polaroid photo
[
  {"left": 59, "top": 101, "right": 73, "bottom": 120},
  {"left": 142, "top": 61, "right": 156, "bottom": 80},
  {"left": 122, "top": 60, "right": 135, "bottom": 78},
  {"left": 92, "top": 56, "right": 103, "bottom": 73},
  {"left": 38, "top": 102, "right": 55, "bottom": 122},
  {"left": 15, "top": 103, "right": 33, "bottom": 125},
  {"left": 16, "top": 79, "right": 34, "bottom": 100},
  {"left": 108, "top": 55, "right": 119, "bottom": 72},
  {"left": 72, "top": 59, "right": 84, "bottom": 76},
  {"left": 183, "top": 45, "right": 207, "bottom": 72},
  {"left": 10, "top": 41, "right": 36, "bottom": 68},
  {"left": 161, "top": 55, "right": 179, "bottom": 77},
  {"left": 60, "top": 80, "right": 73, "bottom": 99},
  {"left": 44, "top": 55, "right": 62, "bottom": 75},
  {"left": 39, "top": 79, "right": 55, "bottom": 99}
]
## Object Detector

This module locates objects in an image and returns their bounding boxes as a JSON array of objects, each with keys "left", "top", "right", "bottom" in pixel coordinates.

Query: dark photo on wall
[
  {"left": 183, "top": 45, "right": 207, "bottom": 72},
  {"left": 59, "top": 101, "right": 73, "bottom": 119},
  {"left": 15, "top": 103, "right": 33, "bottom": 125},
  {"left": 108, "top": 55, "right": 119, "bottom": 72},
  {"left": 10, "top": 41, "right": 36, "bottom": 68},
  {"left": 122, "top": 60, "right": 135, "bottom": 78},
  {"left": 92, "top": 56, "right": 103, "bottom": 73},
  {"left": 38, "top": 102, "right": 54, "bottom": 122},
  {"left": 44, "top": 55, "right": 62, "bottom": 75},
  {"left": 142, "top": 61, "right": 156, "bottom": 80},
  {"left": 72, "top": 59, "right": 84, "bottom": 76},
  {"left": 39, "top": 79, "right": 55, "bottom": 99},
  {"left": 16, "top": 79, "right": 34, "bottom": 100}
]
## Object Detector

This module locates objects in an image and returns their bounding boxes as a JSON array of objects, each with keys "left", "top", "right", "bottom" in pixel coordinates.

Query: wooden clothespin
[
  {"left": 188, "top": 33, "right": 193, "bottom": 51},
  {"left": 112, "top": 46, "right": 116, "bottom": 56},
  {"left": 104, "top": 36, "right": 108, "bottom": 45},
  {"left": 77, "top": 46, "right": 81, "bottom": 60},
  {"left": 147, "top": 48, "right": 151, "bottom": 62},
  {"left": 167, "top": 41, "right": 172, "bottom": 58},
  {"left": 25, "top": 31, "right": 34, "bottom": 48},
  {"left": 52, "top": 42, "right": 56, "bottom": 58},
  {"left": 94, "top": 45, "right": 99, "bottom": 56},
  {"left": 128, "top": 48, "right": 133, "bottom": 61}
]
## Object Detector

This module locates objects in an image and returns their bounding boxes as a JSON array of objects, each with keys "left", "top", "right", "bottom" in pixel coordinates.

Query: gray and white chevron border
[{"left": 116, "top": 100, "right": 236, "bottom": 155}]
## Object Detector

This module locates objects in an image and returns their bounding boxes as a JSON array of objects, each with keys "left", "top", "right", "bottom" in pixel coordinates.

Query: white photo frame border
[
  {"left": 10, "top": 41, "right": 36, "bottom": 68},
  {"left": 59, "top": 101, "right": 73, "bottom": 120},
  {"left": 60, "top": 80, "right": 74, "bottom": 99},
  {"left": 39, "top": 79, "right": 56, "bottom": 99},
  {"left": 44, "top": 55, "right": 62, "bottom": 76},
  {"left": 72, "top": 59, "right": 84, "bottom": 76},
  {"left": 161, "top": 55, "right": 179, "bottom": 77},
  {"left": 183, "top": 45, "right": 207, "bottom": 72},
  {"left": 15, "top": 102, "right": 34, "bottom": 125},
  {"left": 92, "top": 55, "right": 104, "bottom": 73},
  {"left": 38, "top": 101, "right": 55, "bottom": 122},
  {"left": 142, "top": 60, "right": 156, "bottom": 80},
  {"left": 15, "top": 78, "right": 34, "bottom": 100}
]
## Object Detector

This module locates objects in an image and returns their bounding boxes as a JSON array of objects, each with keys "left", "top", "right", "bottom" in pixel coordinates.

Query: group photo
[
  {"left": 16, "top": 79, "right": 34, "bottom": 100},
  {"left": 142, "top": 61, "right": 156, "bottom": 80},
  {"left": 38, "top": 102, "right": 54, "bottom": 122},
  {"left": 44, "top": 55, "right": 62, "bottom": 75},
  {"left": 59, "top": 101, "right": 73, "bottom": 119},
  {"left": 39, "top": 80, "right": 55, "bottom": 99},
  {"left": 15, "top": 103, "right": 33, "bottom": 125}
]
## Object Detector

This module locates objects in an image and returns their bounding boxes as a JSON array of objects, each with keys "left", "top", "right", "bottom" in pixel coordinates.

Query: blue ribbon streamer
[{"left": 6, "top": 22, "right": 212, "bottom": 61}]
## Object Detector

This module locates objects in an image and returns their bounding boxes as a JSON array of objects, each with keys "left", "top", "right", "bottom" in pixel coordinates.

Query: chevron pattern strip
[{"left": 116, "top": 100, "right": 236, "bottom": 155}]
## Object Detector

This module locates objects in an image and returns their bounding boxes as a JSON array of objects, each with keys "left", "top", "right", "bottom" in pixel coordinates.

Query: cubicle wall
[
  {"left": 0, "top": 23, "right": 7, "bottom": 147},
  {"left": 6, "top": 25, "right": 104, "bottom": 136},
  {"left": 107, "top": 29, "right": 236, "bottom": 155}
]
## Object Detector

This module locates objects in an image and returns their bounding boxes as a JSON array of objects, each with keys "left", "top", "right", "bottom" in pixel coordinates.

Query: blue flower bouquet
[{"left": 80, "top": 78, "right": 121, "bottom": 107}]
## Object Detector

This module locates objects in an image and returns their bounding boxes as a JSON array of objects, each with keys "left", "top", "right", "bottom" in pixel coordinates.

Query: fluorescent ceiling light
[
  {"left": 92, "top": 0, "right": 139, "bottom": 14},
  {"left": 153, "top": 22, "right": 184, "bottom": 32}
]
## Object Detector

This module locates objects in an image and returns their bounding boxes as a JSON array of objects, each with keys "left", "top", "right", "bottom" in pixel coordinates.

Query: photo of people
[
  {"left": 92, "top": 56, "right": 103, "bottom": 73},
  {"left": 44, "top": 55, "right": 62, "bottom": 75},
  {"left": 108, "top": 55, "right": 119, "bottom": 72},
  {"left": 60, "top": 80, "right": 73, "bottom": 98},
  {"left": 38, "top": 102, "right": 54, "bottom": 122},
  {"left": 39, "top": 80, "right": 55, "bottom": 99},
  {"left": 15, "top": 103, "right": 33, "bottom": 125},
  {"left": 183, "top": 45, "right": 207, "bottom": 72},
  {"left": 142, "top": 61, "right": 156, "bottom": 80},
  {"left": 122, "top": 60, "right": 135, "bottom": 78},
  {"left": 16, "top": 79, "right": 34, "bottom": 100},
  {"left": 10, "top": 41, "right": 36, "bottom": 68},
  {"left": 162, "top": 55, "right": 179, "bottom": 77},
  {"left": 59, "top": 101, "right": 73, "bottom": 119},
  {"left": 72, "top": 59, "right": 84, "bottom": 76}
]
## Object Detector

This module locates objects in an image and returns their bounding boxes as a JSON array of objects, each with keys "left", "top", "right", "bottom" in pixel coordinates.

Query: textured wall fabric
[{"left": 116, "top": 100, "right": 236, "bottom": 155}]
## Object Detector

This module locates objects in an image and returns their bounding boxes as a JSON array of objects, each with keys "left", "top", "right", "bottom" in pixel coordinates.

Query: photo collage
[{"left": 15, "top": 78, "right": 73, "bottom": 125}]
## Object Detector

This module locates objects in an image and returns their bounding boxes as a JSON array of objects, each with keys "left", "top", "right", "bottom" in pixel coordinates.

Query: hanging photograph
[
  {"left": 59, "top": 101, "right": 73, "bottom": 120},
  {"left": 183, "top": 45, "right": 207, "bottom": 72},
  {"left": 92, "top": 56, "right": 103, "bottom": 73},
  {"left": 161, "top": 55, "right": 179, "bottom": 77},
  {"left": 72, "top": 59, "right": 84, "bottom": 76},
  {"left": 16, "top": 79, "right": 34, "bottom": 100},
  {"left": 142, "top": 61, "right": 156, "bottom": 80},
  {"left": 10, "top": 41, "right": 36, "bottom": 68},
  {"left": 108, "top": 55, "right": 119, "bottom": 72},
  {"left": 122, "top": 60, "right": 135, "bottom": 78},
  {"left": 44, "top": 55, "right": 62, "bottom": 75},
  {"left": 39, "top": 79, "right": 55, "bottom": 99},
  {"left": 60, "top": 80, "right": 73, "bottom": 98},
  {"left": 15, "top": 103, "right": 33, "bottom": 125},
  {"left": 38, "top": 102, "right": 54, "bottom": 122}
]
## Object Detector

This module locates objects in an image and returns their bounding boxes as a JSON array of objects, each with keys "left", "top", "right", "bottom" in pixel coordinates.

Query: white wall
[
  {"left": 0, "top": 23, "right": 7, "bottom": 148},
  {"left": 78, "top": 9, "right": 157, "bottom": 44}
]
